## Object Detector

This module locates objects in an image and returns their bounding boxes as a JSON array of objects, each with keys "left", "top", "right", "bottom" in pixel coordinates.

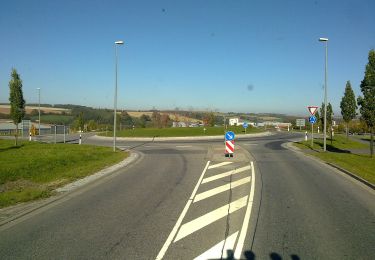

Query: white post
[
  {"left": 29, "top": 132, "right": 32, "bottom": 141},
  {"left": 63, "top": 125, "right": 66, "bottom": 143},
  {"left": 318, "top": 126, "right": 320, "bottom": 134},
  {"left": 79, "top": 134, "right": 82, "bottom": 145},
  {"left": 305, "top": 131, "right": 308, "bottom": 141},
  {"left": 54, "top": 125, "right": 57, "bottom": 144}
]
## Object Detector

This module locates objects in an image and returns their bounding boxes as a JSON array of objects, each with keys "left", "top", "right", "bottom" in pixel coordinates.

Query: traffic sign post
[
  {"left": 309, "top": 115, "right": 317, "bottom": 147},
  {"left": 307, "top": 106, "right": 318, "bottom": 148},
  {"left": 243, "top": 122, "right": 248, "bottom": 134},
  {"left": 224, "top": 131, "right": 235, "bottom": 157}
]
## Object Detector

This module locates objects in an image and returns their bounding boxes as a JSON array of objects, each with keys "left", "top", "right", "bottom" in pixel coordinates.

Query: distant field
[
  {"left": 0, "top": 105, "right": 70, "bottom": 115},
  {"left": 103, "top": 126, "right": 262, "bottom": 138}
]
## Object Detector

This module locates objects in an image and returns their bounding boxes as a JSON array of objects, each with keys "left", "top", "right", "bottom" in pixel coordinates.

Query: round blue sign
[
  {"left": 225, "top": 131, "right": 235, "bottom": 141},
  {"left": 309, "top": 116, "right": 317, "bottom": 124},
  {"left": 243, "top": 122, "right": 248, "bottom": 128}
]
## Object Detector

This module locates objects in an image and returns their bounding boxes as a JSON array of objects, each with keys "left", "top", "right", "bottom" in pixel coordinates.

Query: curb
[
  {"left": 284, "top": 141, "right": 374, "bottom": 190},
  {"left": 0, "top": 152, "right": 140, "bottom": 228},
  {"left": 91, "top": 131, "right": 274, "bottom": 142}
]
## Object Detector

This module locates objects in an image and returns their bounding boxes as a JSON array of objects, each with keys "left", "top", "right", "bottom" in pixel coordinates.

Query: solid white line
[
  {"left": 174, "top": 196, "right": 248, "bottom": 242},
  {"left": 176, "top": 145, "right": 193, "bottom": 148},
  {"left": 155, "top": 161, "right": 211, "bottom": 260},
  {"left": 193, "top": 231, "right": 239, "bottom": 260},
  {"left": 234, "top": 161, "right": 256, "bottom": 259},
  {"left": 194, "top": 177, "right": 251, "bottom": 203},
  {"left": 208, "top": 162, "right": 233, "bottom": 169},
  {"left": 202, "top": 165, "right": 251, "bottom": 184}
]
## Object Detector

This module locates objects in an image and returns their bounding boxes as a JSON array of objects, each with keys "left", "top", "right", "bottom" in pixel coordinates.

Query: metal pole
[
  {"left": 54, "top": 125, "right": 57, "bottom": 144},
  {"left": 311, "top": 123, "right": 314, "bottom": 147},
  {"left": 113, "top": 44, "right": 118, "bottom": 152},
  {"left": 323, "top": 41, "right": 328, "bottom": 151},
  {"left": 38, "top": 88, "right": 41, "bottom": 136},
  {"left": 63, "top": 125, "right": 66, "bottom": 143}
]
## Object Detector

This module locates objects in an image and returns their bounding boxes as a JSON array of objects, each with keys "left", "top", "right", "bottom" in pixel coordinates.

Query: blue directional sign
[
  {"left": 243, "top": 122, "right": 248, "bottom": 129},
  {"left": 225, "top": 131, "right": 235, "bottom": 141},
  {"left": 309, "top": 116, "right": 317, "bottom": 124}
]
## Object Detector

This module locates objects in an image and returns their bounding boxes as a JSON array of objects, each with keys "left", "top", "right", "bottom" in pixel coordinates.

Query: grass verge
[
  {"left": 294, "top": 135, "right": 374, "bottom": 185},
  {"left": 0, "top": 140, "right": 128, "bottom": 208},
  {"left": 101, "top": 126, "right": 263, "bottom": 138}
]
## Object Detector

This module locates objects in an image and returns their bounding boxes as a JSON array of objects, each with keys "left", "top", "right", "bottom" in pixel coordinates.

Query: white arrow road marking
[
  {"left": 208, "top": 162, "right": 233, "bottom": 169},
  {"left": 155, "top": 161, "right": 211, "bottom": 260},
  {"left": 194, "top": 177, "right": 251, "bottom": 203},
  {"left": 202, "top": 165, "right": 251, "bottom": 184},
  {"left": 234, "top": 161, "right": 256, "bottom": 259},
  {"left": 193, "top": 231, "right": 239, "bottom": 260},
  {"left": 174, "top": 196, "right": 248, "bottom": 242}
]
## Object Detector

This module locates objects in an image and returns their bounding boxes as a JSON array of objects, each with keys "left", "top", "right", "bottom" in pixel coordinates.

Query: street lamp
[
  {"left": 319, "top": 37, "right": 328, "bottom": 151},
  {"left": 113, "top": 40, "right": 124, "bottom": 152},
  {"left": 37, "top": 88, "right": 41, "bottom": 135}
]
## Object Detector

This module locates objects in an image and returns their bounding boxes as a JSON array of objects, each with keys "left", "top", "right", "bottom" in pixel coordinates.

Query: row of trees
[{"left": 339, "top": 49, "right": 375, "bottom": 157}]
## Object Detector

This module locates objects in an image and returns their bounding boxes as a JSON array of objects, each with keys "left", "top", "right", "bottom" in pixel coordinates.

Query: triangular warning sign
[{"left": 308, "top": 106, "right": 318, "bottom": 115}]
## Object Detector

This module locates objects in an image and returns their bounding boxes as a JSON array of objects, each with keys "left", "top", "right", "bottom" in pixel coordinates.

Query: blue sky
[{"left": 1, "top": 0, "right": 374, "bottom": 115}]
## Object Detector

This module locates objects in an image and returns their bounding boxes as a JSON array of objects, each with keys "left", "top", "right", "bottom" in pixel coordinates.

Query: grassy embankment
[
  {"left": 294, "top": 135, "right": 375, "bottom": 184},
  {"left": 102, "top": 126, "right": 263, "bottom": 138},
  {"left": 0, "top": 140, "right": 127, "bottom": 208}
]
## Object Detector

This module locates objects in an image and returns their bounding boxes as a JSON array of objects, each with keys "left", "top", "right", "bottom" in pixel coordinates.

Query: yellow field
[{"left": 0, "top": 105, "right": 70, "bottom": 115}]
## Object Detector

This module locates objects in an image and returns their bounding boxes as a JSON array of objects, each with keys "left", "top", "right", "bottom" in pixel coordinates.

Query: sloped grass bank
[
  {"left": 0, "top": 140, "right": 127, "bottom": 208},
  {"left": 294, "top": 136, "right": 374, "bottom": 185}
]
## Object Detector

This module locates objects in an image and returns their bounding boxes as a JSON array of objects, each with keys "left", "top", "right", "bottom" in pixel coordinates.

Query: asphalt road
[{"left": 0, "top": 132, "right": 374, "bottom": 259}]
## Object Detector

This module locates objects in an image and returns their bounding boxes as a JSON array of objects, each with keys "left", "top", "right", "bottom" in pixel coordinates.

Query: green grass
[
  {"left": 294, "top": 135, "right": 375, "bottom": 184},
  {"left": 0, "top": 140, "right": 128, "bottom": 208},
  {"left": 102, "top": 126, "right": 262, "bottom": 138}
]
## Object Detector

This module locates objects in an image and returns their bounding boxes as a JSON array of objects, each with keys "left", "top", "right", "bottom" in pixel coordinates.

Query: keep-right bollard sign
[{"left": 225, "top": 131, "right": 235, "bottom": 157}]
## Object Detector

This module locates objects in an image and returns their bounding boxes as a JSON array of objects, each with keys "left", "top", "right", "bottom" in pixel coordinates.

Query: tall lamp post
[
  {"left": 37, "top": 88, "right": 41, "bottom": 135},
  {"left": 113, "top": 40, "right": 124, "bottom": 152},
  {"left": 319, "top": 37, "right": 328, "bottom": 152}
]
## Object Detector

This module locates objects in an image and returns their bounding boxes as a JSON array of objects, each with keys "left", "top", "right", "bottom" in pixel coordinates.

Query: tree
[
  {"left": 9, "top": 68, "right": 25, "bottom": 146},
  {"left": 320, "top": 102, "right": 334, "bottom": 145},
  {"left": 357, "top": 49, "right": 375, "bottom": 157},
  {"left": 315, "top": 110, "right": 321, "bottom": 130},
  {"left": 340, "top": 81, "right": 357, "bottom": 139}
]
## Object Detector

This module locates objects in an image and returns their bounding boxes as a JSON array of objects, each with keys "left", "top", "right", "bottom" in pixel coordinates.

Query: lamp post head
[
  {"left": 319, "top": 38, "right": 328, "bottom": 42},
  {"left": 115, "top": 40, "right": 124, "bottom": 45}
]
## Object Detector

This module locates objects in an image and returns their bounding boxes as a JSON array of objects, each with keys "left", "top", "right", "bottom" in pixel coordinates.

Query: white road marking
[
  {"left": 202, "top": 165, "right": 251, "bottom": 184},
  {"left": 193, "top": 231, "right": 239, "bottom": 260},
  {"left": 234, "top": 161, "right": 256, "bottom": 259},
  {"left": 208, "top": 162, "right": 233, "bottom": 169},
  {"left": 174, "top": 196, "right": 248, "bottom": 242},
  {"left": 242, "top": 143, "right": 258, "bottom": 146},
  {"left": 176, "top": 145, "right": 193, "bottom": 148},
  {"left": 155, "top": 161, "right": 211, "bottom": 260},
  {"left": 194, "top": 176, "right": 251, "bottom": 203}
]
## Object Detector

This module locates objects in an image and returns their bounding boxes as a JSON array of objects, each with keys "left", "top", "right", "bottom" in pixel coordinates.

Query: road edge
[
  {"left": 284, "top": 141, "right": 375, "bottom": 190},
  {"left": 0, "top": 151, "right": 140, "bottom": 228}
]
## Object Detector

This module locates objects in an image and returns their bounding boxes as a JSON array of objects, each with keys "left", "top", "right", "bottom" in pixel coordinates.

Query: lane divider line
[
  {"left": 174, "top": 196, "right": 248, "bottom": 242},
  {"left": 208, "top": 162, "right": 233, "bottom": 169},
  {"left": 194, "top": 177, "right": 251, "bottom": 203},
  {"left": 155, "top": 161, "right": 211, "bottom": 260},
  {"left": 234, "top": 161, "right": 256, "bottom": 259},
  {"left": 193, "top": 231, "right": 239, "bottom": 260},
  {"left": 202, "top": 165, "right": 251, "bottom": 184}
]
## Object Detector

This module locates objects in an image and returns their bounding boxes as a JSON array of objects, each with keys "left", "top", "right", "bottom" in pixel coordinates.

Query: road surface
[{"left": 0, "top": 132, "right": 374, "bottom": 259}]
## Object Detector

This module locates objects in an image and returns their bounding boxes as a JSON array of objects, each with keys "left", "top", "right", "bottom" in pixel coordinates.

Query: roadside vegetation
[
  {"left": 102, "top": 125, "right": 262, "bottom": 138},
  {"left": 0, "top": 140, "right": 128, "bottom": 208},
  {"left": 294, "top": 135, "right": 375, "bottom": 184}
]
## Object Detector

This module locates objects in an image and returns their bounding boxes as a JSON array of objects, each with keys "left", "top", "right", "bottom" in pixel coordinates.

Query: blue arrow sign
[
  {"left": 309, "top": 116, "right": 317, "bottom": 124},
  {"left": 243, "top": 122, "right": 248, "bottom": 128},
  {"left": 225, "top": 131, "right": 235, "bottom": 141}
]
